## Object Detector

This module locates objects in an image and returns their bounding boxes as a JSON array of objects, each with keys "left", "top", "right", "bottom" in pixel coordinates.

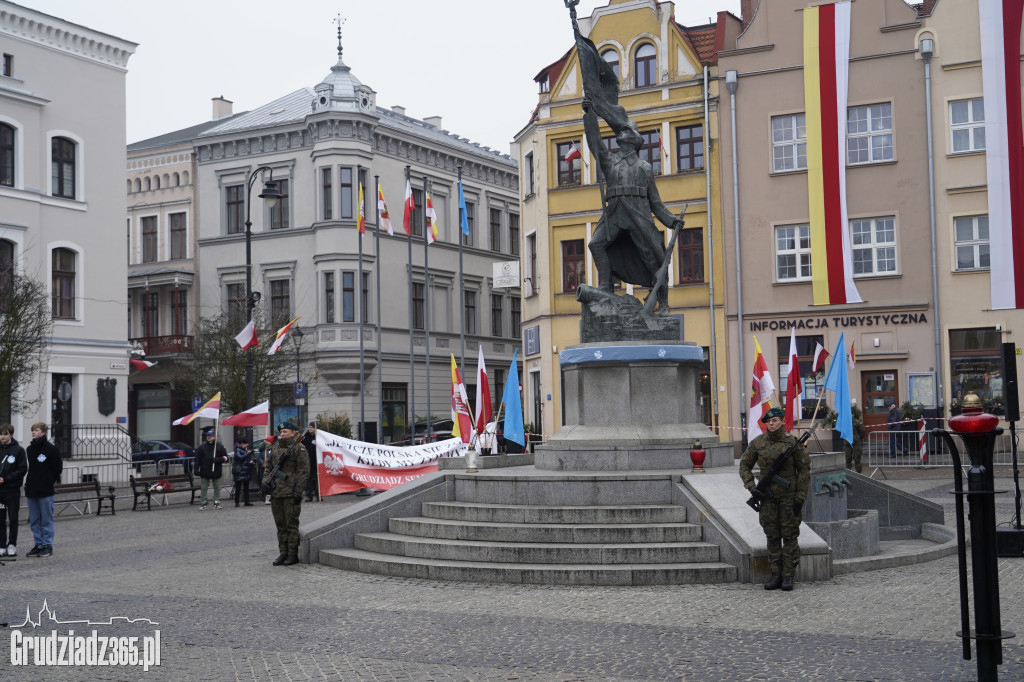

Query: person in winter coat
[
  {"left": 0, "top": 424, "right": 28, "bottom": 557},
  {"left": 24, "top": 422, "right": 63, "bottom": 558},
  {"left": 261, "top": 421, "right": 309, "bottom": 566},
  {"left": 194, "top": 427, "right": 230, "bottom": 510},
  {"left": 232, "top": 438, "right": 254, "bottom": 507}
]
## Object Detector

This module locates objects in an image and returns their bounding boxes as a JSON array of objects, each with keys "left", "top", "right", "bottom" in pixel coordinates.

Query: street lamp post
[
  {"left": 244, "top": 167, "right": 281, "bottom": 441},
  {"left": 293, "top": 325, "right": 305, "bottom": 426}
]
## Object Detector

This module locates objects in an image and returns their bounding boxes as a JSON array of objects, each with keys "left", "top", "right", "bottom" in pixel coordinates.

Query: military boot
[
  {"left": 272, "top": 553, "right": 288, "bottom": 566},
  {"left": 781, "top": 576, "right": 795, "bottom": 591},
  {"left": 764, "top": 574, "right": 783, "bottom": 590},
  {"left": 283, "top": 555, "right": 299, "bottom": 566}
]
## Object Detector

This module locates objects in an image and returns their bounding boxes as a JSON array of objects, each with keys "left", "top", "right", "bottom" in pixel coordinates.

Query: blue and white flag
[
  {"left": 501, "top": 349, "right": 525, "bottom": 446},
  {"left": 458, "top": 180, "right": 470, "bottom": 236},
  {"left": 823, "top": 333, "right": 853, "bottom": 446}
]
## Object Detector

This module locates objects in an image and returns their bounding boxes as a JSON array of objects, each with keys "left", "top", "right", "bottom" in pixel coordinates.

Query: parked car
[
  {"left": 391, "top": 419, "right": 456, "bottom": 446},
  {"left": 131, "top": 440, "right": 196, "bottom": 472}
]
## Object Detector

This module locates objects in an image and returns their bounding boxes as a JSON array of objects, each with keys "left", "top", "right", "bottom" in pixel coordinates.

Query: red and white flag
[
  {"left": 233, "top": 319, "right": 258, "bottom": 351},
  {"left": 426, "top": 192, "right": 439, "bottom": 244},
  {"left": 564, "top": 142, "right": 581, "bottom": 163},
  {"left": 450, "top": 355, "right": 474, "bottom": 444},
  {"left": 474, "top": 345, "right": 492, "bottom": 438},
  {"left": 747, "top": 335, "right": 776, "bottom": 443},
  {"left": 848, "top": 340, "right": 856, "bottom": 370},
  {"left": 402, "top": 178, "right": 415, "bottom": 237},
  {"left": 378, "top": 185, "right": 394, "bottom": 236},
  {"left": 130, "top": 359, "right": 156, "bottom": 372},
  {"left": 172, "top": 392, "right": 221, "bottom": 426},
  {"left": 812, "top": 342, "right": 831, "bottom": 374},
  {"left": 784, "top": 327, "right": 803, "bottom": 432},
  {"left": 267, "top": 316, "right": 301, "bottom": 356},
  {"left": 221, "top": 400, "right": 270, "bottom": 427},
  {"left": 803, "top": 1, "right": 862, "bottom": 306},
  {"left": 980, "top": 0, "right": 1024, "bottom": 308}
]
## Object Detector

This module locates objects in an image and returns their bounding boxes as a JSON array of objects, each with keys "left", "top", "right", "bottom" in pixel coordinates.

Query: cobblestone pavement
[{"left": 2, "top": 475, "right": 1023, "bottom": 681}]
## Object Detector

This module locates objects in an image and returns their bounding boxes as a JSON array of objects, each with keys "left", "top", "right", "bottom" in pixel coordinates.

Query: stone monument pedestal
[{"left": 534, "top": 341, "right": 733, "bottom": 471}]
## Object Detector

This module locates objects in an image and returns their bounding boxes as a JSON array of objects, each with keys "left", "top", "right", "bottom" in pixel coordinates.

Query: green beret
[
  {"left": 277, "top": 421, "right": 299, "bottom": 432},
  {"left": 760, "top": 407, "right": 785, "bottom": 424}
]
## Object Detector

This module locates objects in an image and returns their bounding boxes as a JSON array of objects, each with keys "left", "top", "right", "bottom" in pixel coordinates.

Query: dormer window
[{"left": 539, "top": 75, "right": 550, "bottom": 94}]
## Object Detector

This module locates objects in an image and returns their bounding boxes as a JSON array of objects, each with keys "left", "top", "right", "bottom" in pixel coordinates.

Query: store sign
[
  {"left": 749, "top": 312, "right": 928, "bottom": 332},
  {"left": 493, "top": 261, "right": 520, "bottom": 288},
  {"left": 525, "top": 325, "right": 540, "bottom": 356}
]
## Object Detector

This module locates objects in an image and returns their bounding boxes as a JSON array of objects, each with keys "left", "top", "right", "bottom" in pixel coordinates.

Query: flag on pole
[
  {"left": 458, "top": 180, "right": 470, "bottom": 236},
  {"left": 980, "top": 0, "right": 1024, "bottom": 308},
  {"left": 747, "top": 335, "right": 776, "bottom": 443},
  {"left": 564, "top": 142, "right": 581, "bottom": 163},
  {"left": 450, "top": 355, "right": 473, "bottom": 443},
  {"left": 233, "top": 319, "right": 258, "bottom": 351},
  {"left": 426, "top": 192, "right": 439, "bottom": 244},
  {"left": 501, "top": 349, "right": 526, "bottom": 447},
  {"left": 402, "top": 178, "right": 415, "bottom": 237},
  {"left": 378, "top": 185, "right": 394, "bottom": 236},
  {"left": 848, "top": 340, "right": 856, "bottom": 369},
  {"left": 474, "top": 345, "right": 492, "bottom": 437},
  {"left": 357, "top": 181, "right": 366, "bottom": 235},
  {"left": 784, "top": 327, "right": 803, "bottom": 432},
  {"left": 812, "top": 342, "right": 831, "bottom": 374},
  {"left": 267, "top": 316, "right": 301, "bottom": 356},
  {"left": 221, "top": 401, "right": 270, "bottom": 427},
  {"left": 172, "top": 392, "right": 221, "bottom": 426},
  {"left": 803, "top": 1, "right": 862, "bottom": 306},
  {"left": 824, "top": 333, "right": 853, "bottom": 445},
  {"left": 130, "top": 359, "right": 156, "bottom": 372}
]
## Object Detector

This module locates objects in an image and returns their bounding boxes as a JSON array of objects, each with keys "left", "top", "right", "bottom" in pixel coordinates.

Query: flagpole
[
  {"left": 358, "top": 166, "right": 365, "bottom": 442},
  {"left": 423, "top": 175, "right": 432, "bottom": 442},
  {"left": 375, "top": 175, "right": 383, "bottom": 444},
  {"left": 457, "top": 166, "right": 466, "bottom": 372},
  {"left": 405, "top": 165, "right": 415, "bottom": 443}
]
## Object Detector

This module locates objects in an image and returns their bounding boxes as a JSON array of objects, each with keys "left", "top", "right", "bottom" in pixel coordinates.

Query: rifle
[
  {"left": 642, "top": 203, "right": 688, "bottom": 316},
  {"left": 261, "top": 442, "right": 298, "bottom": 494},
  {"left": 745, "top": 428, "right": 814, "bottom": 512}
]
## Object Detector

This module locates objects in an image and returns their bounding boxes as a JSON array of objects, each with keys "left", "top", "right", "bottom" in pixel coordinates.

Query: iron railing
[{"left": 64, "top": 423, "right": 139, "bottom": 461}]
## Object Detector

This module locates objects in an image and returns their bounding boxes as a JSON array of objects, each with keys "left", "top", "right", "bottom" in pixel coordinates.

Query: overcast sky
[{"left": 21, "top": 0, "right": 740, "bottom": 152}]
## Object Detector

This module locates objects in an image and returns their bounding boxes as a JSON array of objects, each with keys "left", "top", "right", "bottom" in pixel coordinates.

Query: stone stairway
[{"left": 320, "top": 498, "right": 737, "bottom": 585}]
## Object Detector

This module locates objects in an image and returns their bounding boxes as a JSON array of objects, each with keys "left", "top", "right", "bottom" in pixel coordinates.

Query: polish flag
[
  {"left": 812, "top": 342, "right": 831, "bottom": 374},
  {"left": 426, "top": 192, "right": 439, "bottom": 244},
  {"left": 378, "top": 185, "right": 394, "bottom": 236},
  {"left": 267, "top": 316, "right": 301, "bottom": 356},
  {"left": 784, "top": 327, "right": 803, "bottom": 432},
  {"left": 222, "top": 401, "right": 270, "bottom": 427},
  {"left": 474, "top": 345, "right": 492, "bottom": 438},
  {"left": 402, "top": 178, "right": 414, "bottom": 236},
  {"left": 233, "top": 319, "right": 258, "bottom": 351},
  {"left": 450, "top": 355, "right": 474, "bottom": 444},
  {"left": 130, "top": 359, "right": 156, "bottom": 372},
  {"left": 564, "top": 142, "right": 581, "bottom": 163}
]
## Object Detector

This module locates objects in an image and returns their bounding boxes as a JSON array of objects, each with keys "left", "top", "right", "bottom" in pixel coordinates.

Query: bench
[
  {"left": 54, "top": 480, "right": 116, "bottom": 517},
  {"left": 129, "top": 472, "right": 199, "bottom": 511}
]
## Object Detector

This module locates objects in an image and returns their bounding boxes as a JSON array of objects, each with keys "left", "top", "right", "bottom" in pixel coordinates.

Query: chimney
[
  {"left": 391, "top": 105, "right": 406, "bottom": 116},
  {"left": 212, "top": 96, "right": 233, "bottom": 120},
  {"left": 424, "top": 116, "right": 443, "bottom": 129}
]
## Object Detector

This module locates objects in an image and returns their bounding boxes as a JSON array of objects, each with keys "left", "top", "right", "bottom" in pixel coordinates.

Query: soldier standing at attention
[
  {"left": 262, "top": 421, "right": 309, "bottom": 566},
  {"left": 739, "top": 407, "right": 810, "bottom": 591}
]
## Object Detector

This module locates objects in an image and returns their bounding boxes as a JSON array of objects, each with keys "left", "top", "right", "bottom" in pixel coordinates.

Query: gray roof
[
  {"left": 199, "top": 88, "right": 313, "bottom": 136},
  {"left": 128, "top": 112, "right": 248, "bottom": 151}
]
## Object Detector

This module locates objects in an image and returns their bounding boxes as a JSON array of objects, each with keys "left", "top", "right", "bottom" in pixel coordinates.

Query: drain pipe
[
  {"left": 726, "top": 70, "right": 745, "bottom": 446},
  {"left": 920, "top": 37, "right": 945, "bottom": 420},
  {"left": 704, "top": 65, "right": 719, "bottom": 426}
]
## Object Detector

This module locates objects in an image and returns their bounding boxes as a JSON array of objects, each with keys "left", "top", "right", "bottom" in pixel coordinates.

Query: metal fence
[
  {"left": 865, "top": 428, "right": 1020, "bottom": 471},
  {"left": 66, "top": 424, "right": 136, "bottom": 461}
]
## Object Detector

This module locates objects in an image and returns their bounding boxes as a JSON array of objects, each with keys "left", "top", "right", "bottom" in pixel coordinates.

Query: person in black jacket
[
  {"left": 232, "top": 438, "right": 254, "bottom": 507},
  {"left": 194, "top": 427, "right": 229, "bottom": 510},
  {"left": 0, "top": 423, "right": 28, "bottom": 557},
  {"left": 24, "top": 422, "right": 63, "bottom": 558},
  {"left": 302, "top": 422, "right": 319, "bottom": 502}
]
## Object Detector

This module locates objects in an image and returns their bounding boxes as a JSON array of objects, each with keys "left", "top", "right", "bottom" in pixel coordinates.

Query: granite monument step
[
  {"left": 420, "top": 501, "right": 688, "bottom": 524},
  {"left": 320, "top": 547, "right": 738, "bottom": 585},
  {"left": 390, "top": 516, "right": 703, "bottom": 544}
]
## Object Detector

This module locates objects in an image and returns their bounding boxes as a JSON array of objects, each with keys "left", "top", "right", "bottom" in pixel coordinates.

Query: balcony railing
[{"left": 130, "top": 335, "right": 194, "bottom": 356}]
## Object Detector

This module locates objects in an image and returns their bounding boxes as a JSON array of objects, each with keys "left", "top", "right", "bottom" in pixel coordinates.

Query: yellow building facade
[{"left": 513, "top": 0, "right": 730, "bottom": 440}]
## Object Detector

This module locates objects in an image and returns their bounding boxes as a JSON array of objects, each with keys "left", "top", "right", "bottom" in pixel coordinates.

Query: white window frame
[
  {"left": 847, "top": 103, "right": 893, "bottom": 165},
  {"left": 46, "top": 130, "right": 84, "bottom": 201},
  {"left": 772, "top": 114, "right": 807, "bottom": 172},
  {"left": 775, "top": 224, "right": 811, "bottom": 282},
  {"left": 850, "top": 216, "right": 897, "bottom": 276},
  {"left": 954, "top": 214, "right": 990, "bottom": 271},
  {"left": 950, "top": 98, "right": 985, "bottom": 153}
]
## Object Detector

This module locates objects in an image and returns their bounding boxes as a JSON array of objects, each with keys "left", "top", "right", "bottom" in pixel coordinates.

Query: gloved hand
[
  {"left": 293, "top": 496, "right": 303, "bottom": 505},
  {"left": 793, "top": 500, "right": 803, "bottom": 517}
]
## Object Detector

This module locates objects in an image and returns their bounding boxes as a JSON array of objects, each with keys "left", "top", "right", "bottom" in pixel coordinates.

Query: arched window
[
  {"left": 0, "top": 123, "right": 13, "bottom": 187},
  {"left": 182, "top": 170, "right": 189, "bottom": 185},
  {"left": 134, "top": 178, "right": 141, "bottom": 193},
  {"left": 52, "top": 247, "right": 76, "bottom": 319},
  {"left": 172, "top": 172, "right": 180, "bottom": 187},
  {"left": 634, "top": 43, "right": 657, "bottom": 88},
  {"left": 153, "top": 175, "right": 160, "bottom": 190},
  {"left": 144, "top": 177, "right": 151, "bottom": 191},
  {"left": 162, "top": 173, "right": 169, "bottom": 188},
  {"left": 126, "top": 180, "right": 132, "bottom": 194},
  {"left": 51, "top": 136, "right": 76, "bottom": 199},
  {"left": 601, "top": 49, "right": 620, "bottom": 81}
]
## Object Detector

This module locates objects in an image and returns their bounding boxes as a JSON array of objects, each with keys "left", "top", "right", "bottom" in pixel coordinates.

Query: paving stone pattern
[{"left": 2, "top": 475, "right": 1023, "bottom": 681}]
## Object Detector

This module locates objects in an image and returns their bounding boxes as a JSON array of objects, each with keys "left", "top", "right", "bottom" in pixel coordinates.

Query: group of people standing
[{"left": 0, "top": 423, "right": 63, "bottom": 559}]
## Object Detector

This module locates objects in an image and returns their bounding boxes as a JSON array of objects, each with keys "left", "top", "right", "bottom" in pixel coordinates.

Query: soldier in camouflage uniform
[
  {"left": 261, "top": 421, "right": 309, "bottom": 566},
  {"left": 739, "top": 407, "right": 810, "bottom": 591},
  {"left": 844, "top": 403, "right": 866, "bottom": 474}
]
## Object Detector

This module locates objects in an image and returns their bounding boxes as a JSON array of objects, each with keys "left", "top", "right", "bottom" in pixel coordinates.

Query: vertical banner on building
[
  {"left": 804, "top": 0, "right": 862, "bottom": 306},
  {"left": 980, "top": 0, "right": 1024, "bottom": 309}
]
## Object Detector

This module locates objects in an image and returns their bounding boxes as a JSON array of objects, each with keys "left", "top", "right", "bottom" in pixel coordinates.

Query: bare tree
[
  {"left": 0, "top": 271, "right": 55, "bottom": 417},
  {"left": 173, "top": 312, "right": 294, "bottom": 416}
]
